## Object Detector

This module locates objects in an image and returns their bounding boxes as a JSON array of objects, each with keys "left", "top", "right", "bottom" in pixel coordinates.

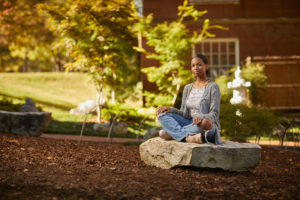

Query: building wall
[
  {"left": 141, "top": 0, "right": 300, "bottom": 108},
  {"left": 142, "top": 0, "right": 300, "bottom": 61}
]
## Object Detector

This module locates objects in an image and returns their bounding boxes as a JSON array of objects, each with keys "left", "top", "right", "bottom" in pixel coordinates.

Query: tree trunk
[
  {"left": 96, "top": 84, "right": 103, "bottom": 123},
  {"left": 172, "top": 83, "right": 180, "bottom": 106},
  {"left": 23, "top": 51, "right": 28, "bottom": 72},
  {"left": 111, "top": 90, "right": 115, "bottom": 105}
]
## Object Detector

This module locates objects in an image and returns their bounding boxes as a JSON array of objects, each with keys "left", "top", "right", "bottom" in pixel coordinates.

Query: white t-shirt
[{"left": 186, "top": 88, "right": 205, "bottom": 118}]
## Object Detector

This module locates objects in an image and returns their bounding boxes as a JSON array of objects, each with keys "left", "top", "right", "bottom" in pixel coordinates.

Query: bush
[
  {"left": 0, "top": 97, "right": 23, "bottom": 112},
  {"left": 220, "top": 103, "right": 280, "bottom": 141},
  {"left": 101, "top": 103, "right": 146, "bottom": 123}
]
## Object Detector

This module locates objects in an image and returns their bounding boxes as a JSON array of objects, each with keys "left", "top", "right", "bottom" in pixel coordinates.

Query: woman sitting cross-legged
[{"left": 156, "top": 54, "right": 222, "bottom": 145}]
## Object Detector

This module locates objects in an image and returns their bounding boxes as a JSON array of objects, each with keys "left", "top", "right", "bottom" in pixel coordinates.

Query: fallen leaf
[
  {"left": 24, "top": 169, "right": 29, "bottom": 172},
  {"left": 66, "top": 171, "right": 72, "bottom": 174},
  {"left": 284, "top": 169, "right": 289, "bottom": 172},
  {"left": 47, "top": 156, "right": 53, "bottom": 160},
  {"left": 48, "top": 163, "right": 56, "bottom": 166},
  {"left": 89, "top": 146, "right": 95, "bottom": 151},
  {"left": 7, "top": 140, "right": 20, "bottom": 145}
]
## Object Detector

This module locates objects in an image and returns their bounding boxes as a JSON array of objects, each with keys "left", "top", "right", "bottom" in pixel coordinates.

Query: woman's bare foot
[
  {"left": 186, "top": 133, "right": 203, "bottom": 144},
  {"left": 159, "top": 130, "right": 172, "bottom": 140}
]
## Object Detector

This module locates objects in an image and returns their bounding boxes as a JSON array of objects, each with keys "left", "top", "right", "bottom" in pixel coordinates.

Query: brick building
[{"left": 140, "top": 0, "right": 300, "bottom": 110}]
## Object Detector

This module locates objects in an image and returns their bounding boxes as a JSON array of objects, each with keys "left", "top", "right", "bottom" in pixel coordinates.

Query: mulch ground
[{"left": 0, "top": 133, "right": 299, "bottom": 200}]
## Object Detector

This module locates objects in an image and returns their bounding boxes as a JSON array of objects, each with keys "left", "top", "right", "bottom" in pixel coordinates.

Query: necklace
[{"left": 194, "top": 79, "right": 209, "bottom": 88}]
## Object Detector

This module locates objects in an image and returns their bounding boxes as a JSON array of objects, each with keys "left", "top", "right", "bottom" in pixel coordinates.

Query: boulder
[
  {"left": 140, "top": 137, "right": 261, "bottom": 172},
  {"left": 0, "top": 110, "right": 52, "bottom": 136},
  {"left": 143, "top": 127, "right": 162, "bottom": 141}
]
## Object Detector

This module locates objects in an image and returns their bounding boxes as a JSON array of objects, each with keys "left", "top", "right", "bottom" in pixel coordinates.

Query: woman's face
[{"left": 191, "top": 57, "right": 207, "bottom": 78}]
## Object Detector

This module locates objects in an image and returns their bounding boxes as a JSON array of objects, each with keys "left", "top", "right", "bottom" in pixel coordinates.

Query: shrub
[
  {"left": 0, "top": 97, "right": 23, "bottom": 112},
  {"left": 101, "top": 103, "right": 146, "bottom": 123},
  {"left": 0, "top": 97, "right": 43, "bottom": 112},
  {"left": 220, "top": 103, "right": 280, "bottom": 141}
]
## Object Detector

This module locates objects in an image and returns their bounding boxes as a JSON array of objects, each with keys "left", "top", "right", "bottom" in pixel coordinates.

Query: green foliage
[
  {"left": 134, "top": 0, "right": 227, "bottom": 106},
  {"left": 143, "top": 91, "right": 173, "bottom": 107},
  {"left": 41, "top": 0, "right": 139, "bottom": 102},
  {"left": 215, "top": 75, "right": 232, "bottom": 104},
  {"left": 215, "top": 63, "right": 267, "bottom": 106},
  {"left": 0, "top": 97, "right": 43, "bottom": 112},
  {"left": 101, "top": 103, "right": 146, "bottom": 122},
  {"left": 0, "top": 0, "right": 56, "bottom": 72},
  {"left": 0, "top": 97, "right": 23, "bottom": 111},
  {"left": 220, "top": 103, "right": 280, "bottom": 140},
  {"left": 242, "top": 63, "right": 267, "bottom": 105}
]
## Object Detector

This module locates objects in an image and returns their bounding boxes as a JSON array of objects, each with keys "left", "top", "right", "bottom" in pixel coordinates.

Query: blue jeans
[{"left": 158, "top": 112, "right": 216, "bottom": 143}]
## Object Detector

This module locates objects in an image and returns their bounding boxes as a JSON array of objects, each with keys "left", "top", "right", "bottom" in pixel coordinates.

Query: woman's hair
[{"left": 193, "top": 54, "right": 208, "bottom": 64}]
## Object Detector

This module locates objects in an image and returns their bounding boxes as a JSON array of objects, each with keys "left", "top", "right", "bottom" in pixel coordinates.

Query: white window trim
[{"left": 192, "top": 38, "right": 240, "bottom": 78}]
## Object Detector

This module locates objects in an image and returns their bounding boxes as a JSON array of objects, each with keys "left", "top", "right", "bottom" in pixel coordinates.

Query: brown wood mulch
[{"left": 0, "top": 133, "right": 299, "bottom": 200}]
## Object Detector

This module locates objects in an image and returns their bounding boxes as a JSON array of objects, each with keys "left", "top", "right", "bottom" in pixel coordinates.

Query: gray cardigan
[{"left": 170, "top": 81, "right": 222, "bottom": 145}]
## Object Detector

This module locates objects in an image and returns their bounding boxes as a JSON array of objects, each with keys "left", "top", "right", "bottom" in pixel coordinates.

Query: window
[
  {"left": 192, "top": 38, "right": 240, "bottom": 79},
  {"left": 189, "top": 0, "right": 240, "bottom": 5}
]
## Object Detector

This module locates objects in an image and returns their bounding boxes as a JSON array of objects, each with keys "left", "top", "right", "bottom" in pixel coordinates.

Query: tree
[
  {"left": 133, "top": 0, "right": 227, "bottom": 106},
  {"left": 41, "top": 0, "right": 139, "bottom": 121},
  {"left": 0, "top": 0, "right": 56, "bottom": 72}
]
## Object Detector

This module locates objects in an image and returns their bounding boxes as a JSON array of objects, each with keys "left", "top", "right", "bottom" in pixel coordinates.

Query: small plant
[
  {"left": 220, "top": 103, "right": 280, "bottom": 141},
  {"left": 101, "top": 103, "right": 147, "bottom": 123},
  {"left": 0, "top": 97, "right": 23, "bottom": 112}
]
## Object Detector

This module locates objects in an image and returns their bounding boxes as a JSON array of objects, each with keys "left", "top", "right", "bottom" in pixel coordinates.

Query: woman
[{"left": 156, "top": 54, "right": 222, "bottom": 144}]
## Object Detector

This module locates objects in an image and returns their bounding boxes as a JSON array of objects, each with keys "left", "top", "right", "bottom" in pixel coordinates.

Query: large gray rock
[
  {"left": 140, "top": 137, "right": 261, "bottom": 172},
  {"left": 0, "top": 110, "right": 52, "bottom": 136}
]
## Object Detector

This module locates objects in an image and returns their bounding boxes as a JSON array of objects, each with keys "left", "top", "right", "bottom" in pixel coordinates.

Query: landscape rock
[
  {"left": 20, "top": 98, "right": 39, "bottom": 112},
  {"left": 93, "top": 121, "right": 128, "bottom": 134},
  {"left": 143, "top": 127, "right": 162, "bottom": 141},
  {"left": 0, "top": 110, "right": 52, "bottom": 136},
  {"left": 140, "top": 137, "right": 261, "bottom": 171}
]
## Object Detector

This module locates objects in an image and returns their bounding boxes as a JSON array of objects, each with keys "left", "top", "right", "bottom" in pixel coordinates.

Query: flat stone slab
[
  {"left": 140, "top": 137, "right": 261, "bottom": 171},
  {"left": 0, "top": 110, "right": 52, "bottom": 136}
]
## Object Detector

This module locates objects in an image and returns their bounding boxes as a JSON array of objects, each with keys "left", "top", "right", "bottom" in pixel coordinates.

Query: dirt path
[{"left": 0, "top": 133, "right": 299, "bottom": 200}]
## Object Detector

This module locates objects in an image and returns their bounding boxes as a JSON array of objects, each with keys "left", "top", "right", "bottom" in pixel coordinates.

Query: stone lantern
[{"left": 227, "top": 66, "right": 251, "bottom": 105}]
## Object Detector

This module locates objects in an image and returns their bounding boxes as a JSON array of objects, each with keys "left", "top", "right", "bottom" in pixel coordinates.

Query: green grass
[
  {"left": 0, "top": 72, "right": 97, "bottom": 110},
  {"left": 0, "top": 72, "right": 158, "bottom": 137}
]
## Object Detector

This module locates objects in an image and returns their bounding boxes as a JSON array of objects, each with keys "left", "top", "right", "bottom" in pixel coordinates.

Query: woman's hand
[
  {"left": 156, "top": 106, "right": 171, "bottom": 117},
  {"left": 192, "top": 117, "right": 203, "bottom": 126},
  {"left": 193, "top": 117, "right": 213, "bottom": 130}
]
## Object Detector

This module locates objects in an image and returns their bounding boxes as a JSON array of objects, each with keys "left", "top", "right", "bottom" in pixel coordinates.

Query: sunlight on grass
[
  {"left": 0, "top": 72, "right": 97, "bottom": 109},
  {"left": 0, "top": 73, "right": 159, "bottom": 137}
]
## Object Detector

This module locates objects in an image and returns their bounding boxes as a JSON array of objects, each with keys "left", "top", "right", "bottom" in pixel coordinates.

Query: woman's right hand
[{"left": 156, "top": 106, "right": 171, "bottom": 117}]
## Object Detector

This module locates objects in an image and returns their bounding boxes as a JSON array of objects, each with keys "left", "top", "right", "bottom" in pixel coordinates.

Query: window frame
[{"left": 192, "top": 38, "right": 240, "bottom": 79}]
